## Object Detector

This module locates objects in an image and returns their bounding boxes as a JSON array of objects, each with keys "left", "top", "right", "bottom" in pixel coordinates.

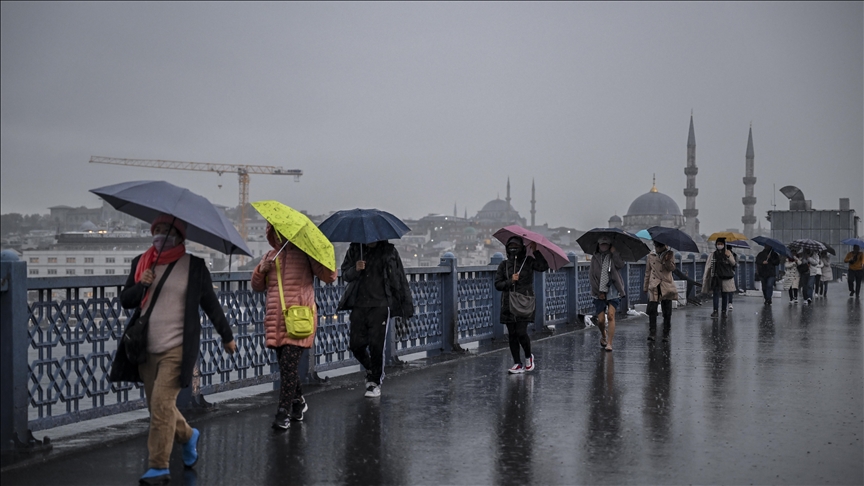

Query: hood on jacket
[{"left": 266, "top": 223, "right": 291, "bottom": 250}]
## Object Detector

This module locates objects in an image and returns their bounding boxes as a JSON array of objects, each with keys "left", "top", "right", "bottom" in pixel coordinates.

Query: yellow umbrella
[
  {"left": 251, "top": 200, "right": 336, "bottom": 271},
  {"left": 708, "top": 231, "right": 748, "bottom": 242}
]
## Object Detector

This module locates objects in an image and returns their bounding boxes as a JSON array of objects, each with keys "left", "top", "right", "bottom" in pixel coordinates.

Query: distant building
[
  {"left": 614, "top": 176, "right": 686, "bottom": 235},
  {"left": 769, "top": 191, "right": 859, "bottom": 257}
]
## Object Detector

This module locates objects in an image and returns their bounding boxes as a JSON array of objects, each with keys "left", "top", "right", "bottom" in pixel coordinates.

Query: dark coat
[
  {"left": 589, "top": 251, "right": 626, "bottom": 299},
  {"left": 494, "top": 250, "right": 549, "bottom": 324},
  {"left": 338, "top": 242, "right": 414, "bottom": 319},
  {"left": 756, "top": 248, "right": 781, "bottom": 279},
  {"left": 111, "top": 254, "right": 234, "bottom": 387}
]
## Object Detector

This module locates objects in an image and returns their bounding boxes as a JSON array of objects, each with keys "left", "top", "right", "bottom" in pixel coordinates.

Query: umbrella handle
[{"left": 272, "top": 240, "right": 291, "bottom": 261}]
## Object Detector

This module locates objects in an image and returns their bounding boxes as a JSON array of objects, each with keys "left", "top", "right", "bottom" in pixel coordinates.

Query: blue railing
[{"left": 1, "top": 252, "right": 756, "bottom": 436}]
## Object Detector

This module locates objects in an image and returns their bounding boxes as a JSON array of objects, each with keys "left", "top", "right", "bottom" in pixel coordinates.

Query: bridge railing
[{"left": 3, "top": 251, "right": 743, "bottom": 441}]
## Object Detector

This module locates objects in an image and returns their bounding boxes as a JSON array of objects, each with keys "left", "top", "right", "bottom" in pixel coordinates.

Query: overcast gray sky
[{"left": 2, "top": 2, "right": 862, "bottom": 233}]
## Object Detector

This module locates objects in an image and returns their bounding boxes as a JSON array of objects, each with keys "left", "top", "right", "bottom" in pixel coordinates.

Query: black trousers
[
  {"left": 505, "top": 321, "right": 532, "bottom": 365},
  {"left": 275, "top": 344, "right": 303, "bottom": 411},
  {"left": 848, "top": 269, "right": 863, "bottom": 296},
  {"left": 349, "top": 306, "right": 390, "bottom": 385}
]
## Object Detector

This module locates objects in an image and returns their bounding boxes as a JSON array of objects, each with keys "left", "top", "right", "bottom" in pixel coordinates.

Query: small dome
[
  {"left": 608, "top": 214, "right": 622, "bottom": 223},
  {"left": 463, "top": 226, "right": 478, "bottom": 235},
  {"left": 626, "top": 191, "right": 681, "bottom": 216}
]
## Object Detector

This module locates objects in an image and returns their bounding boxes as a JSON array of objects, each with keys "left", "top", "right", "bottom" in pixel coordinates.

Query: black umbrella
[
  {"left": 576, "top": 228, "right": 650, "bottom": 262},
  {"left": 646, "top": 226, "right": 699, "bottom": 252},
  {"left": 90, "top": 180, "right": 252, "bottom": 256},
  {"left": 318, "top": 208, "right": 410, "bottom": 244},
  {"left": 819, "top": 242, "right": 836, "bottom": 255},
  {"left": 751, "top": 236, "right": 791, "bottom": 258}
]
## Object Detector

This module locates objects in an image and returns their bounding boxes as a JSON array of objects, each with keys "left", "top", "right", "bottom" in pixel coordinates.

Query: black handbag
[
  {"left": 121, "top": 261, "right": 177, "bottom": 365},
  {"left": 508, "top": 258, "right": 535, "bottom": 318}
]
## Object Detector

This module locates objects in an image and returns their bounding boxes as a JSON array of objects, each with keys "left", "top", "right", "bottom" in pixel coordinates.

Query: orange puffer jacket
[{"left": 251, "top": 236, "right": 337, "bottom": 349}]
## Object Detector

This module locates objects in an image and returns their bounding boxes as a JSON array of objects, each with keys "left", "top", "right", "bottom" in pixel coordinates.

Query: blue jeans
[
  {"left": 803, "top": 275, "right": 816, "bottom": 300},
  {"left": 761, "top": 276, "right": 776, "bottom": 301}
]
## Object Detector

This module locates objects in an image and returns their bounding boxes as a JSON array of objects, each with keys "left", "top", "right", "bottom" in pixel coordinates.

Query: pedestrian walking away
[
  {"left": 756, "top": 246, "right": 781, "bottom": 305},
  {"left": 495, "top": 236, "right": 550, "bottom": 370},
  {"left": 802, "top": 250, "right": 821, "bottom": 305},
  {"left": 251, "top": 223, "right": 337, "bottom": 429},
  {"left": 339, "top": 240, "right": 414, "bottom": 397},
  {"left": 784, "top": 255, "right": 801, "bottom": 304},
  {"left": 702, "top": 238, "right": 737, "bottom": 318},
  {"left": 817, "top": 250, "right": 832, "bottom": 298},
  {"left": 844, "top": 244, "right": 863, "bottom": 298},
  {"left": 644, "top": 240, "right": 676, "bottom": 342},
  {"left": 113, "top": 215, "right": 236, "bottom": 485},
  {"left": 588, "top": 236, "right": 626, "bottom": 351}
]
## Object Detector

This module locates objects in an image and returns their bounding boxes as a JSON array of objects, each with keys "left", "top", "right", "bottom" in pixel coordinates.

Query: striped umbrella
[{"left": 787, "top": 239, "right": 826, "bottom": 253}]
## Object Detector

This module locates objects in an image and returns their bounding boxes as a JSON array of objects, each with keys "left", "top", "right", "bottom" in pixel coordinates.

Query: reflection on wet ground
[{"left": 3, "top": 296, "right": 862, "bottom": 485}]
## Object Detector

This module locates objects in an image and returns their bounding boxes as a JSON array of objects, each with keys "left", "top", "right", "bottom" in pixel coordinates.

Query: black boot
[
  {"left": 647, "top": 302, "right": 658, "bottom": 341},
  {"left": 662, "top": 317, "right": 671, "bottom": 342}
]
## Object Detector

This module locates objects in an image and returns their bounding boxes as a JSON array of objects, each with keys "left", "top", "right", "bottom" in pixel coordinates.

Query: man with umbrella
[
  {"left": 589, "top": 236, "right": 626, "bottom": 352},
  {"left": 755, "top": 245, "right": 782, "bottom": 305},
  {"left": 843, "top": 242, "right": 864, "bottom": 298},
  {"left": 643, "top": 240, "right": 677, "bottom": 342},
  {"left": 339, "top": 240, "right": 414, "bottom": 397}
]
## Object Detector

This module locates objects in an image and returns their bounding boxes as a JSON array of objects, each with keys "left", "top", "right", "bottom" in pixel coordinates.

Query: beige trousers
[{"left": 139, "top": 345, "right": 193, "bottom": 469}]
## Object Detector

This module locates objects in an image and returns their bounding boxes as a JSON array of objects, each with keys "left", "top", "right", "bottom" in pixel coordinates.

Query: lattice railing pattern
[
  {"left": 576, "top": 263, "right": 593, "bottom": 314},
  {"left": 313, "top": 276, "right": 354, "bottom": 371},
  {"left": 394, "top": 272, "right": 443, "bottom": 355},
  {"left": 628, "top": 264, "right": 646, "bottom": 304},
  {"left": 543, "top": 270, "right": 568, "bottom": 324},
  {"left": 455, "top": 269, "right": 495, "bottom": 343}
]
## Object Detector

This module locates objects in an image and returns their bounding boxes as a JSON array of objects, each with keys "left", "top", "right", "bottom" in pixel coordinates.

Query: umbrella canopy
[
  {"left": 840, "top": 237, "right": 864, "bottom": 248},
  {"left": 726, "top": 240, "right": 750, "bottom": 249},
  {"left": 646, "top": 226, "right": 699, "bottom": 252},
  {"left": 251, "top": 201, "right": 336, "bottom": 271},
  {"left": 635, "top": 229, "right": 652, "bottom": 240},
  {"left": 819, "top": 242, "right": 836, "bottom": 255},
  {"left": 492, "top": 225, "right": 569, "bottom": 271},
  {"left": 90, "top": 180, "right": 251, "bottom": 256},
  {"left": 576, "top": 228, "right": 650, "bottom": 262},
  {"left": 787, "top": 239, "right": 826, "bottom": 254},
  {"left": 318, "top": 208, "right": 410, "bottom": 244},
  {"left": 751, "top": 236, "right": 792, "bottom": 258},
  {"left": 707, "top": 231, "right": 748, "bottom": 242}
]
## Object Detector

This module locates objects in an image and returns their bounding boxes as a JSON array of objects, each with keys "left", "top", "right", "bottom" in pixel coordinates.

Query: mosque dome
[
  {"left": 626, "top": 189, "right": 681, "bottom": 216},
  {"left": 608, "top": 214, "right": 622, "bottom": 223},
  {"left": 479, "top": 199, "right": 513, "bottom": 213}
]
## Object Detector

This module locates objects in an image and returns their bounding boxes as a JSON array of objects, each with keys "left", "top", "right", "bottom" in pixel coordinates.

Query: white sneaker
[
  {"left": 727, "top": 304, "right": 733, "bottom": 311},
  {"left": 793, "top": 299, "right": 798, "bottom": 304},
  {"left": 508, "top": 363, "right": 525, "bottom": 374},
  {"left": 364, "top": 384, "right": 381, "bottom": 398},
  {"left": 524, "top": 355, "right": 535, "bottom": 372}
]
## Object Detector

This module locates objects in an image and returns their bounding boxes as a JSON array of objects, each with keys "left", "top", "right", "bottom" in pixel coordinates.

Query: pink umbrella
[{"left": 492, "top": 225, "right": 570, "bottom": 271}]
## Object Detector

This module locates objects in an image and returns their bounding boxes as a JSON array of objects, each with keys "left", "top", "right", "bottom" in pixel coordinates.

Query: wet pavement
[{"left": 3, "top": 295, "right": 862, "bottom": 485}]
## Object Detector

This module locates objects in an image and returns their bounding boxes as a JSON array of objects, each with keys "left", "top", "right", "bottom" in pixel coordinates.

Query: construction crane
[{"left": 89, "top": 156, "right": 302, "bottom": 241}]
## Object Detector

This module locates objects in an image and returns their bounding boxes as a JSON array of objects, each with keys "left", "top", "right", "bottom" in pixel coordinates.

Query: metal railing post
[
  {"left": 1, "top": 251, "right": 45, "bottom": 453},
  {"left": 565, "top": 253, "right": 578, "bottom": 325},
  {"left": 533, "top": 268, "right": 546, "bottom": 332},
  {"left": 439, "top": 252, "right": 457, "bottom": 354},
  {"left": 490, "top": 253, "right": 504, "bottom": 341}
]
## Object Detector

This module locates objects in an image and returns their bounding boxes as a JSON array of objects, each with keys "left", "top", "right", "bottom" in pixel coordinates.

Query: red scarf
[{"left": 134, "top": 244, "right": 187, "bottom": 306}]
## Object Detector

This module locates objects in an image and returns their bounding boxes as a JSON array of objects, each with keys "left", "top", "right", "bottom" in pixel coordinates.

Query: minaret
[
  {"left": 530, "top": 179, "right": 536, "bottom": 227},
  {"left": 506, "top": 177, "right": 511, "bottom": 207},
  {"left": 742, "top": 125, "right": 757, "bottom": 237},
  {"left": 683, "top": 112, "right": 699, "bottom": 237},
  {"left": 453, "top": 202, "right": 457, "bottom": 218}
]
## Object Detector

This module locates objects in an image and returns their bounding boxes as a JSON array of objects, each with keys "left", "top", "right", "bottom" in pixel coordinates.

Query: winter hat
[
  {"left": 151, "top": 214, "right": 187, "bottom": 240},
  {"left": 715, "top": 237, "right": 726, "bottom": 245},
  {"left": 506, "top": 236, "right": 524, "bottom": 248}
]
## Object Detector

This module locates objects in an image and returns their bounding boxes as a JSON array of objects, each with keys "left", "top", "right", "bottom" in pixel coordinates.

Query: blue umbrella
[
  {"left": 646, "top": 226, "right": 699, "bottom": 252},
  {"left": 90, "top": 180, "right": 252, "bottom": 256},
  {"left": 576, "top": 227, "right": 650, "bottom": 262},
  {"left": 318, "top": 208, "right": 410, "bottom": 244},
  {"left": 635, "top": 229, "right": 652, "bottom": 240},
  {"left": 726, "top": 240, "right": 750, "bottom": 249},
  {"left": 751, "top": 236, "right": 791, "bottom": 258},
  {"left": 841, "top": 237, "right": 864, "bottom": 248}
]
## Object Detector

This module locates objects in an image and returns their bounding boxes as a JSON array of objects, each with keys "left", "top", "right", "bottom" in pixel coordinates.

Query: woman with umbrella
[
  {"left": 119, "top": 215, "right": 237, "bottom": 485},
  {"left": 643, "top": 240, "right": 677, "bottom": 342},
  {"left": 817, "top": 249, "right": 833, "bottom": 298},
  {"left": 252, "top": 222, "right": 337, "bottom": 428},
  {"left": 802, "top": 249, "right": 822, "bottom": 305},
  {"left": 494, "top": 236, "right": 549, "bottom": 371},
  {"left": 755, "top": 245, "right": 781, "bottom": 305},
  {"left": 701, "top": 237, "right": 738, "bottom": 318}
]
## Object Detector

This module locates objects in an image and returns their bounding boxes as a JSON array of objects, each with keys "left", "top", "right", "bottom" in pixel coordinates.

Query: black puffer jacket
[
  {"left": 494, "top": 250, "right": 549, "bottom": 324},
  {"left": 338, "top": 242, "right": 414, "bottom": 319}
]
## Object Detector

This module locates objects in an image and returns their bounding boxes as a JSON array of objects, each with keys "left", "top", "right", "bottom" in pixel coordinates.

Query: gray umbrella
[{"left": 90, "top": 180, "right": 252, "bottom": 256}]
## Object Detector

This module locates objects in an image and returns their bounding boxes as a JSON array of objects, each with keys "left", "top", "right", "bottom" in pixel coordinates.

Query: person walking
[
  {"left": 252, "top": 223, "right": 337, "bottom": 429},
  {"left": 702, "top": 237, "right": 737, "bottom": 318},
  {"left": 338, "top": 240, "right": 414, "bottom": 396},
  {"left": 756, "top": 246, "right": 781, "bottom": 305},
  {"left": 844, "top": 244, "right": 863, "bottom": 298},
  {"left": 817, "top": 250, "right": 832, "bottom": 298},
  {"left": 802, "top": 250, "right": 821, "bottom": 305},
  {"left": 784, "top": 255, "right": 801, "bottom": 304},
  {"left": 495, "top": 236, "right": 550, "bottom": 369},
  {"left": 119, "top": 215, "right": 236, "bottom": 485},
  {"left": 643, "top": 240, "right": 676, "bottom": 342},
  {"left": 588, "top": 236, "right": 626, "bottom": 351}
]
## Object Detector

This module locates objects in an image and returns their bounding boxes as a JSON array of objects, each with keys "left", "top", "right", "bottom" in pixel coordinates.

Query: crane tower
[{"left": 89, "top": 156, "right": 302, "bottom": 241}]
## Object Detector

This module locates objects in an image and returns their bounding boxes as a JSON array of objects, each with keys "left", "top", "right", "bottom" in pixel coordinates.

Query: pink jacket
[{"left": 251, "top": 229, "right": 337, "bottom": 349}]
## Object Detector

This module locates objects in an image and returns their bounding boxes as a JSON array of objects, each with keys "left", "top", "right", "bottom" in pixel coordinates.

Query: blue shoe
[
  {"left": 139, "top": 468, "right": 170, "bottom": 485},
  {"left": 183, "top": 428, "right": 200, "bottom": 468}
]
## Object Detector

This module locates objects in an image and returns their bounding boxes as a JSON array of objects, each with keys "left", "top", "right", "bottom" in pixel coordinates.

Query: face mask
[
  {"left": 507, "top": 246, "right": 521, "bottom": 256},
  {"left": 153, "top": 234, "right": 179, "bottom": 251},
  {"left": 716, "top": 244, "right": 725, "bottom": 251}
]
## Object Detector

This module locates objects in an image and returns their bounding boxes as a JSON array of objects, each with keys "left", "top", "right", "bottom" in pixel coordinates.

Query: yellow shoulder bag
[{"left": 274, "top": 257, "right": 315, "bottom": 339}]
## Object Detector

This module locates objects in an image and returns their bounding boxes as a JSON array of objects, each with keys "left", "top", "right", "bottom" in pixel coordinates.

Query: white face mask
[
  {"left": 153, "top": 234, "right": 179, "bottom": 251},
  {"left": 716, "top": 244, "right": 725, "bottom": 251}
]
